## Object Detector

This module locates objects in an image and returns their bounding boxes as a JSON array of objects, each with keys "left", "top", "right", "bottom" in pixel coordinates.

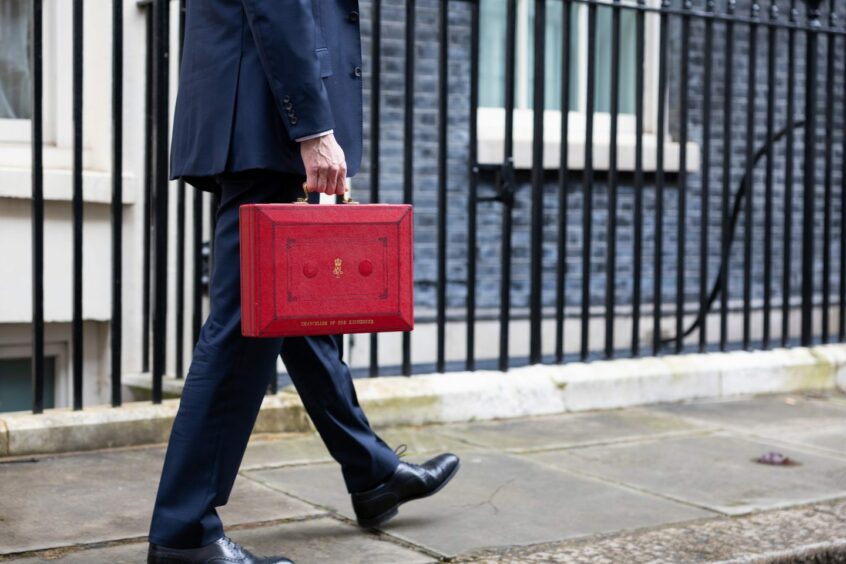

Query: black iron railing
[{"left": 24, "top": 0, "right": 846, "bottom": 413}]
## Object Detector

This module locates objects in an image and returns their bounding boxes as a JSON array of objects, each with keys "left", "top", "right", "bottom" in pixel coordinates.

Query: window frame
[
  {"left": 0, "top": 0, "right": 58, "bottom": 145},
  {"left": 476, "top": 0, "right": 698, "bottom": 172},
  {"left": 0, "top": 343, "right": 67, "bottom": 411}
]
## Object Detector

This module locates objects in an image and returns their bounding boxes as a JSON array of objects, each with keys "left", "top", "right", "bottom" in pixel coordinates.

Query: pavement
[{"left": 2, "top": 391, "right": 846, "bottom": 563}]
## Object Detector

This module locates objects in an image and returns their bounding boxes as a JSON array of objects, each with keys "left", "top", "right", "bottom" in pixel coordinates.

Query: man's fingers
[
  {"left": 325, "top": 165, "right": 340, "bottom": 196},
  {"left": 305, "top": 165, "right": 319, "bottom": 193},
  {"left": 316, "top": 167, "right": 328, "bottom": 193},
  {"left": 299, "top": 134, "right": 347, "bottom": 195},
  {"left": 336, "top": 166, "right": 347, "bottom": 197}
]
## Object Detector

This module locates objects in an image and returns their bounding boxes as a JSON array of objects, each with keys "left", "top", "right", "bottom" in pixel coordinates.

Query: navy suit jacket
[{"left": 169, "top": 0, "right": 364, "bottom": 193}]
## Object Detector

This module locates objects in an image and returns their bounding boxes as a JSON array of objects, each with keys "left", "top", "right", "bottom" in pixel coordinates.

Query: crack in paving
[{"left": 454, "top": 477, "right": 517, "bottom": 517}]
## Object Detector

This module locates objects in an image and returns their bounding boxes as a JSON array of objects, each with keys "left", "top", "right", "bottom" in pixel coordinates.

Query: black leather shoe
[
  {"left": 147, "top": 535, "right": 293, "bottom": 563},
  {"left": 350, "top": 451, "right": 460, "bottom": 528}
]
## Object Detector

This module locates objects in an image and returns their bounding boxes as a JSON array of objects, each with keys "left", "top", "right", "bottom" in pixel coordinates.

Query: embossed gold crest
[{"left": 333, "top": 258, "right": 344, "bottom": 278}]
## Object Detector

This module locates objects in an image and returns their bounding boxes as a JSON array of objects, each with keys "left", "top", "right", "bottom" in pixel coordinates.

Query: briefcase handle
[{"left": 297, "top": 182, "right": 359, "bottom": 205}]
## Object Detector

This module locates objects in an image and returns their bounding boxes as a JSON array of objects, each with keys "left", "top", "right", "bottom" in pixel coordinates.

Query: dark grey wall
[{"left": 354, "top": 0, "right": 845, "bottom": 321}]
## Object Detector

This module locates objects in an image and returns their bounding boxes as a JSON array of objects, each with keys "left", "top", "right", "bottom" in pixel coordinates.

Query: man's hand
[{"left": 300, "top": 133, "right": 347, "bottom": 196}]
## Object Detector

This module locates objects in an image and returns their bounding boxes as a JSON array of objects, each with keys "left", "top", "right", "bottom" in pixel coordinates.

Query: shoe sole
[{"left": 356, "top": 460, "right": 461, "bottom": 529}]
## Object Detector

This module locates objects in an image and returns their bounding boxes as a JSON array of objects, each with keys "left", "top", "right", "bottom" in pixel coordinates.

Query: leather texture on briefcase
[{"left": 239, "top": 200, "right": 414, "bottom": 337}]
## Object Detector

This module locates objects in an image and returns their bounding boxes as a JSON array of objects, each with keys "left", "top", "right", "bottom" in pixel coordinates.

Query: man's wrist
[{"left": 294, "top": 129, "right": 334, "bottom": 142}]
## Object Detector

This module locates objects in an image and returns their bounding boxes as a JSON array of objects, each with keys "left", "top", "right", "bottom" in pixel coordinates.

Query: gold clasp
[{"left": 295, "top": 182, "right": 311, "bottom": 204}]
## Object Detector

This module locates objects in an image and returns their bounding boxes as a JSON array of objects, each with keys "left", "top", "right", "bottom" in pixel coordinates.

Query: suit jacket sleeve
[{"left": 239, "top": 0, "right": 335, "bottom": 140}]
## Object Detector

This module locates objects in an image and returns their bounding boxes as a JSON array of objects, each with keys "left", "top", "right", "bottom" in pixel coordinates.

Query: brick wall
[{"left": 354, "top": 0, "right": 846, "bottom": 326}]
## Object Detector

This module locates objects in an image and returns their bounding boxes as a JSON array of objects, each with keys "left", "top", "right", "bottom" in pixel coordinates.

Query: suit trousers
[{"left": 147, "top": 168, "right": 401, "bottom": 549}]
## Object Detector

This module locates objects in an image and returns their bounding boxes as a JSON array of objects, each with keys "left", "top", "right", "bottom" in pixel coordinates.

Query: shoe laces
[{"left": 393, "top": 443, "right": 408, "bottom": 458}]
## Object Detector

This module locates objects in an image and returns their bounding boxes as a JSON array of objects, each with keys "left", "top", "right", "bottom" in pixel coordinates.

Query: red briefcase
[{"left": 239, "top": 190, "right": 414, "bottom": 337}]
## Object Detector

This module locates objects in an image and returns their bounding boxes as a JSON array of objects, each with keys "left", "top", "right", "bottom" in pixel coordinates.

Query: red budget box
[{"left": 239, "top": 201, "right": 414, "bottom": 337}]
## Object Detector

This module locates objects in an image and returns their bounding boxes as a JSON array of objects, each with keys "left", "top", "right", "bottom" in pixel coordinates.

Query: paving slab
[
  {"left": 759, "top": 421, "right": 846, "bottom": 458},
  {"left": 528, "top": 433, "right": 846, "bottom": 515},
  {"left": 0, "top": 447, "right": 322, "bottom": 556},
  {"left": 242, "top": 434, "right": 336, "bottom": 470},
  {"left": 648, "top": 393, "right": 846, "bottom": 432},
  {"left": 433, "top": 408, "right": 704, "bottom": 452},
  {"left": 242, "top": 426, "right": 469, "bottom": 471},
  {"left": 825, "top": 390, "right": 846, "bottom": 406},
  {"left": 243, "top": 451, "right": 711, "bottom": 557},
  {"left": 9, "top": 542, "right": 146, "bottom": 563},
  {"left": 9, "top": 518, "right": 434, "bottom": 564},
  {"left": 453, "top": 498, "right": 846, "bottom": 563}
]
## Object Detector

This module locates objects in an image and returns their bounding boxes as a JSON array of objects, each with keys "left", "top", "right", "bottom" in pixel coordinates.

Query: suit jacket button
[
  {"left": 283, "top": 95, "right": 291, "bottom": 103},
  {"left": 284, "top": 102, "right": 293, "bottom": 110},
  {"left": 349, "top": 10, "right": 359, "bottom": 21},
  {"left": 353, "top": 66, "right": 362, "bottom": 77},
  {"left": 291, "top": 117, "right": 298, "bottom": 124}
]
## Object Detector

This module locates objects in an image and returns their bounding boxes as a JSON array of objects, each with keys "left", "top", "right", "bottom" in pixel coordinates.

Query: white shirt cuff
[{"left": 294, "top": 129, "right": 334, "bottom": 142}]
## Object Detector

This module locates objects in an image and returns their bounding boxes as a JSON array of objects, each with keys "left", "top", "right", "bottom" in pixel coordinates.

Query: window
[
  {"left": 0, "top": 356, "right": 56, "bottom": 413},
  {"left": 479, "top": 0, "right": 579, "bottom": 111},
  {"left": 476, "top": 0, "right": 687, "bottom": 171},
  {"left": 0, "top": 0, "right": 34, "bottom": 141},
  {"left": 480, "top": 0, "right": 638, "bottom": 114}
]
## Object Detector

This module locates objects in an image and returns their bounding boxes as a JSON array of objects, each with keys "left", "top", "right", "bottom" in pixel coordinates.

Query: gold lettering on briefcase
[{"left": 333, "top": 258, "right": 344, "bottom": 278}]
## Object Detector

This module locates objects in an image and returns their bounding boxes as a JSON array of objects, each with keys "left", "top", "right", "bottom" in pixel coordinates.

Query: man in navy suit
[{"left": 146, "top": 1, "right": 460, "bottom": 562}]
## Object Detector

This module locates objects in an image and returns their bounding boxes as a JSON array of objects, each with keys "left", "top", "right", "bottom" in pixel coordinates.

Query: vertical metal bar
[
  {"left": 111, "top": 0, "right": 124, "bottom": 406},
  {"left": 841, "top": 8, "right": 846, "bottom": 342},
  {"left": 466, "top": 0, "right": 479, "bottom": 371},
  {"left": 801, "top": 0, "right": 821, "bottom": 346},
  {"left": 500, "top": 0, "right": 517, "bottom": 372},
  {"left": 403, "top": 0, "right": 416, "bottom": 375},
  {"left": 370, "top": 0, "right": 381, "bottom": 376},
  {"left": 142, "top": 7, "right": 153, "bottom": 373},
  {"left": 209, "top": 193, "right": 219, "bottom": 280},
  {"left": 530, "top": 0, "right": 545, "bottom": 364},
  {"left": 720, "top": 0, "right": 736, "bottom": 351},
  {"left": 604, "top": 0, "right": 621, "bottom": 359},
  {"left": 632, "top": 0, "right": 646, "bottom": 356},
  {"left": 742, "top": 0, "right": 759, "bottom": 350},
  {"left": 675, "top": 0, "right": 691, "bottom": 354},
  {"left": 31, "top": 0, "right": 45, "bottom": 414},
  {"left": 699, "top": 0, "right": 714, "bottom": 352},
  {"left": 178, "top": 1, "right": 186, "bottom": 65},
  {"left": 821, "top": 0, "right": 835, "bottom": 343},
  {"left": 72, "top": 0, "right": 84, "bottom": 410},
  {"left": 653, "top": 0, "right": 669, "bottom": 355},
  {"left": 581, "top": 0, "right": 597, "bottom": 360},
  {"left": 763, "top": 0, "right": 778, "bottom": 349},
  {"left": 436, "top": 0, "right": 448, "bottom": 373},
  {"left": 192, "top": 189, "right": 203, "bottom": 347},
  {"left": 151, "top": 0, "right": 170, "bottom": 401},
  {"left": 189, "top": 0, "right": 203, "bottom": 350},
  {"left": 555, "top": 0, "right": 572, "bottom": 362},
  {"left": 504, "top": 0, "right": 516, "bottom": 167},
  {"left": 175, "top": 0, "right": 187, "bottom": 379},
  {"left": 783, "top": 0, "right": 797, "bottom": 345},
  {"left": 499, "top": 178, "right": 514, "bottom": 372}
]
